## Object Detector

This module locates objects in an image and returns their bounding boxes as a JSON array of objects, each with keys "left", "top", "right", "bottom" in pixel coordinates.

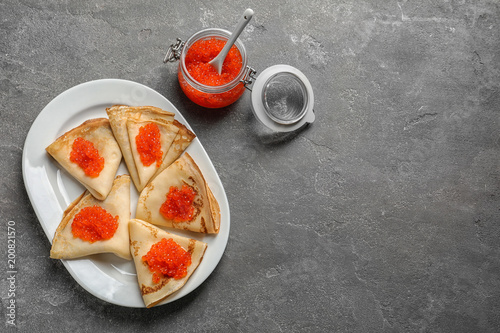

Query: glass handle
[{"left": 163, "top": 38, "right": 184, "bottom": 63}]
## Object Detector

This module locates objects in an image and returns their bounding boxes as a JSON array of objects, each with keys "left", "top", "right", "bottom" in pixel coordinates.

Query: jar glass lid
[{"left": 251, "top": 64, "right": 315, "bottom": 132}]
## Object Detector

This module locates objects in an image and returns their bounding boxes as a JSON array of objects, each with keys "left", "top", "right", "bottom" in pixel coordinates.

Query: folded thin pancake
[
  {"left": 50, "top": 175, "right": 132, "bottom": 260},
  {"left": 136, "top": 153, "right": 220, "bottom": 234},
  {"left": 126, "top": 119, "right": 179, "bottom": 191},
  {"left": 46, "top": 118, "right": 122, "bottom": 200},
  {"left": 129, "top": 219, "right": 207, "bottom": 308},
  {"left": 106, "top": 105, "right": 195, "bottom": 192},
  {"left": 160, "top": 120, "right": 196, "bottom": 177},
  {"left": 106, "top": 105, "right": 175, "bottom": 190}
]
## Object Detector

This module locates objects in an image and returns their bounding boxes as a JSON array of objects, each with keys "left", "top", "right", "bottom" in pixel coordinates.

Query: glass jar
[
  {"left": 165, "top": 28, "right": 255, "bottom": 108},
  {"left": 165, "top": 30, "right": 315, "bottom": 132}
]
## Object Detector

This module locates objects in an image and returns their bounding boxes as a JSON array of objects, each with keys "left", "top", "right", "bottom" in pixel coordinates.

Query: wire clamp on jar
[
  {"left": 164, "top": 38, "right": 185, "bottom": 63},
  {"left": 241, "top": 66, "right": 257, "bottom": 91}
]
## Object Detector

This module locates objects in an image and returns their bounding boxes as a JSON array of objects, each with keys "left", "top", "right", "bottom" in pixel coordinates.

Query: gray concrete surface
[{"left": 2, "top": 0, "right": 500, "bottom": 332}]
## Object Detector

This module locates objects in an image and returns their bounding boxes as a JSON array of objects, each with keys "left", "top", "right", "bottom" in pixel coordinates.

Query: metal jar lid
[{"left": 250, "top": 64, "right": 315, "bottom": 132}]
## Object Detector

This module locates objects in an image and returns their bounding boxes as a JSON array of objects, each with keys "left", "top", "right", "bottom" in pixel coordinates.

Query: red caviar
[
  {"left": 71, "top": 206, "right": 119, "bottom": 243},
  {"left": 179, "top": 37, "right": 246, "bottom": 108},
  {"left": 185, "top": 38, "right": 242, "bottom": 85},
  {"left": 70, "top": 137, "right": 105, "bottom": 177},
  {"left": 135, "top": 123, "right": 163, "bottom": 167},
  {"left": 159, "top": 185, "right": 197, "bottom": 222},
  {"left": 142, "top": 238, "right": 192, "bottom": 283}
]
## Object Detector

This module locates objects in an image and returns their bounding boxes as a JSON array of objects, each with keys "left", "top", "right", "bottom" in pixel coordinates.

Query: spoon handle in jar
[
  {"left": 229, "top": 9, "right": 254, "bottom": 45},
  {"left": 211, "top": 8, "right": 254, "bottom": 74}
]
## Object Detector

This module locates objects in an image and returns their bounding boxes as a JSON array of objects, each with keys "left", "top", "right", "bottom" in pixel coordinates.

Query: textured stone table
[{"left": 2, "top": 1, "right": 499, "bottom": 332}]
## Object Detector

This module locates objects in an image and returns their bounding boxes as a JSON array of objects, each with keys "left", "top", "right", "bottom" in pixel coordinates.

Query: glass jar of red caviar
[
  {"left": 165, "top": 28, "right": 316, "bottom": 132},
  {"left": 165, "top": 28, "right": 256, "bottom": 108}
]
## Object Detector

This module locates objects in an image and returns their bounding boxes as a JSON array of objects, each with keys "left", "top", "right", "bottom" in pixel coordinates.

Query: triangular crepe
[
  {"left": 136, "top": 153, "right": 220, "bottom": 234},
  {"left": 160, "top": 120, "right": 197, "bottom": 177},
  {"left": 106, "top": 105, "right": 175, "bottom": 190},
  {"left": 106, "top": 105, "right": 195, "bottom": 192},
  {"left": 50, "top": 175, "right": 132, "bottom": 260},
  {"left": 129, "top": 219, "right": 207, "bottom": 308},
  {"left": 46, "top": 118, "right": 122, "bottom": 200},
  {"left": 126, "top": 119, "right": 179, "bottom": 190}
]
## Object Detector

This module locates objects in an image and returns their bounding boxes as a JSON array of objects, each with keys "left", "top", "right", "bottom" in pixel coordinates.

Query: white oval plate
[{"left": 22, "top": 79, "right": 230, "bottom": 307}]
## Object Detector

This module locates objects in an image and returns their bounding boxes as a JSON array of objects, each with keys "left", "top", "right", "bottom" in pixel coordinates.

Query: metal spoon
[{"left": 209, "top": 8, "right": 254, "bottom": 74}]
